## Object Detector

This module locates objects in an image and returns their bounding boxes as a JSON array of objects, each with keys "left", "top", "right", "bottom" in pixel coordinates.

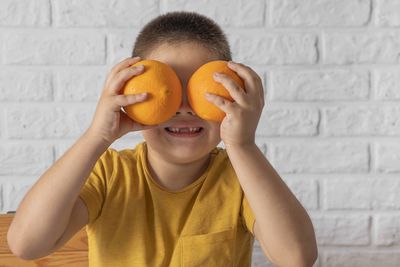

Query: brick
[
  {"left": 273, "top": 142, "right": 369, "bottom": 173},
  {"left": 0, "top": 109, "right": 4, "bottom": 138},
  {"left": 375, "top": 70, "right": 400, "bottom": 100},
  {"left": 325, "top": 178, "right": 400, "bottom": 210},
  {"left": 58, "top": 136, "right": 145, "bottom": 161},
  {"left": 271, "top": 70, "right": 369, "bottom": 101},
  {"left": 253, "top": 139, "right": 269, "bottom": 158},
  {"left": 252, "top": 240, "right": 321, "bottom": 266},
  {"left": 376, "top": 215, "right": 400, "bottom": 246},
  {"left": 2, "top": 180, "right": 36, "bottom": 212},
  {"left": 285, "top": 179, "right": 318, "bottom": 210},
  {"left": 164, "top": 0, "right": 265, "bottom": 27},
  {"left": 376, "top": 143, "right": 400, "bottom": 173},
  {"left": 230, "top": 33, "right": 317, "bottom": 65},
  {"left": 312, "top": 215, "right": 370, "bottom": 245},
  {"left": 0, "top": 0, "right": 50, "bottom": 26},
  {"left": 54, "top": 67, "right": 106, "bottom": 102},
  {"left": 6, "top": 105, "right": 96, "bottom": 139},
  {"left": 323, "top": 32, "right": 400, "bottom": 64},
  {"left": 107, "top": 32, "right": 139, "bottom": 65},
  {"left": 0, "top": 34, "right": 3, "bottom": 64},
  {"left": 4, "top": 32, "right": 105, "bottom": 65},
  {"left": 52, "top": 0, "right": 159, "bottom": 27},
  {"left": 272, "top": 0, "right": 370, "bottom": 27},
  {"left": 376, "top": 0, "right": 400, "bottom": 26},
  {"left": 257, "top": 106, "right": 319, "bottom": 136},
  {"left": 0, "top": 70, "right": 52, "bottom": 102},
  {"left": 53, "top": 134, "right": 144, "bottom": 160},
  {"left": 54, "top": 141, "right": 75, "bottom": 161},
  {"left": 324, "top": 252, "right": 400, "bottom": 267},
  {"left": 219, "top": 141, "right": 269, "bottom": 158},
  {"left": 254, "top": 69, "right": 267, "bottom": 91},
  {"left": 323, "top": 105, "right": 400, "bottom": 136},
  {"left": 0, "top": 143, "right": 53, "bottom": 175}
]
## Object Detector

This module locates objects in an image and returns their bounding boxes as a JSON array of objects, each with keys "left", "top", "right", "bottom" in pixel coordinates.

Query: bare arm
[
  {"left": 227, "top": 144, "right": 318, "bottom": 267},
  {"left": 7, "top": 131, "right": 109, "bottom": 259},
  {"left": 205, "top": 61, "right": 317, "bottom": 266},
  {"left": 7, "top": 57, "right": 153, "bottom": 260}
]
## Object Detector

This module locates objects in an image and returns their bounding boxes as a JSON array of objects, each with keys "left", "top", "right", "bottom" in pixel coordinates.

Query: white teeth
[{"left": 167, "top": 127, "right": 201, "bottom": 133}]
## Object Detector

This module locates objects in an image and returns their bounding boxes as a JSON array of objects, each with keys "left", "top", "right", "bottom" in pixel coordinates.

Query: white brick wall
[{"left": 1, "top": 0, "right": 399, "bottom": 266}]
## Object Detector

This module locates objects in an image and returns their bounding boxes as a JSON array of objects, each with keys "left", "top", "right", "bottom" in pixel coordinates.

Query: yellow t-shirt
[{"left": 79, "top": 141, "right": 255, "bottom": 267}]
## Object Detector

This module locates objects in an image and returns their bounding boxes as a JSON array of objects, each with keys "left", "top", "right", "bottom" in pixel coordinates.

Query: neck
[{"left": 145, "top": 147, "right": 211, "bottom": 192}]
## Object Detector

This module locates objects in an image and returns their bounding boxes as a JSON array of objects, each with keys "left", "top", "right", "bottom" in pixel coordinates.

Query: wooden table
[{"left": 0, "top": 214, "right": 88, "bottom": 266}]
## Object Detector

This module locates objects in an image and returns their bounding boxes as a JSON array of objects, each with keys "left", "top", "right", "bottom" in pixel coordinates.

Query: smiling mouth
[{"left": 164, "top": 127, "right": 204, "bottom": 137}]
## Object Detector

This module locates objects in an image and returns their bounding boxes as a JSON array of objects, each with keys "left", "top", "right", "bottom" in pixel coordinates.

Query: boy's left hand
[{"left": 205, "top": 61, "right": 264, "bottom": 148}]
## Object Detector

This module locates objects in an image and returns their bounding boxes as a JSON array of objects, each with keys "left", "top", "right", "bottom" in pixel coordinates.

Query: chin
[
  {"left": 143, "top": 139, "right": 218, "bottom": 164},
  {"left": 157, "top": 142, "right": 212, "bottom": 163}
]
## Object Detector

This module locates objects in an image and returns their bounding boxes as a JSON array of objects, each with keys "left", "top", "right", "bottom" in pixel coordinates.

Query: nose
[{"left": 176, "top": 88, "right": 196, "bottom": 116}]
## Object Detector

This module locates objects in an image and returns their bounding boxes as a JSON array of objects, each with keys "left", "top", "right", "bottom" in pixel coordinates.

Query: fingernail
[
  {"left": 133, "top": 56, "right": 141, "bottom": 60},
  {"left": 213, "top": 72, "right": 221, "bottom": 77},
  {"left": 228, "top": 61, "right": 235, "bottom": 67},
  {"left": 135, "top": 65, "right": 144, "bottom": 70}
]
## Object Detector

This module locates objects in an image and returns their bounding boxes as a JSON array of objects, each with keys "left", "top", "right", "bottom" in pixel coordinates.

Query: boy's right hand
[{"left": 87, "top": 57, "right": 155, "bottom": 145}]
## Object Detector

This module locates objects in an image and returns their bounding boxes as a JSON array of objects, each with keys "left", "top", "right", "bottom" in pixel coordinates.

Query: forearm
[
  {"left": 226, "top": 143, "right": 317, "bottom": 266},
  {"left": 8, "top": 130, "right": 110, "bottom": 254}
]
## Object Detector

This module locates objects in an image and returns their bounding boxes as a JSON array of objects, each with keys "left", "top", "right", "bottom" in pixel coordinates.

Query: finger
[
  {"left": 110, "top": 57, "right": 142, "bottom": 77},
  {"left": 204, "top": 93, "right": 236, "bottom": 115},
  {"left": 227, "top": 61, "right": 262, "bottom": 95},
  {"left": 105, "top": 57, "right": 142, "bottom": 86},
  {"left": 213, "top": 72, "right": 247, "bottom": 105},
  {"left": 108, "top": 65, "right": 145, "bottom": 94},
  {"left": 113, "top": 93, "right": 148, "bottom": 110}
]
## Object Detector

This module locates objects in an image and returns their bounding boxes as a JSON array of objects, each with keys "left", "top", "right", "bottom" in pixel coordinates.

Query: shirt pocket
[{"left": 180, "top": 228, "right": 235, "bottom": 267}]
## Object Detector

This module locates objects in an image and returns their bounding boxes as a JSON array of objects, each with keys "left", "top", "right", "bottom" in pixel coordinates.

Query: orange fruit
[
  {"left": 122, "top": 59, "right": 182, "bottom": 125},
  {"left": 187, "top": 60, "right": 245, "bottom": 122}
]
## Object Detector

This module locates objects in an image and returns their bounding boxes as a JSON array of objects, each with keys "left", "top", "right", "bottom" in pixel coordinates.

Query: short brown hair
[{"left": 132, "top": 11, "right": 232, "bottom": 60}]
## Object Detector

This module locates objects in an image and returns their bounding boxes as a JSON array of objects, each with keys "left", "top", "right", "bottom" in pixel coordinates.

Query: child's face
[{"left": 141, "top": 42, "right": 222, "bottom": 163}]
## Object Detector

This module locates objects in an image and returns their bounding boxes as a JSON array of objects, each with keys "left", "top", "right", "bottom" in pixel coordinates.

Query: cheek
[{"left": 207, "top": 122, "right": 221, "bottom": 136}]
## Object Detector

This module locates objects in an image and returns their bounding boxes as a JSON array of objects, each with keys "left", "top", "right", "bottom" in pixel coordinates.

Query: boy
[{"left": 7, "top": 11, "right": 318, "bottom": 267}]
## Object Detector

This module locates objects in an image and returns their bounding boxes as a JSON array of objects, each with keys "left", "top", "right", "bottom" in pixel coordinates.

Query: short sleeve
[
  {"left": 79, "top": 149, "right": 115, "bottom": 224},
  {"left": 241, "top": 194, "right": 256, "bottom": 235}
]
